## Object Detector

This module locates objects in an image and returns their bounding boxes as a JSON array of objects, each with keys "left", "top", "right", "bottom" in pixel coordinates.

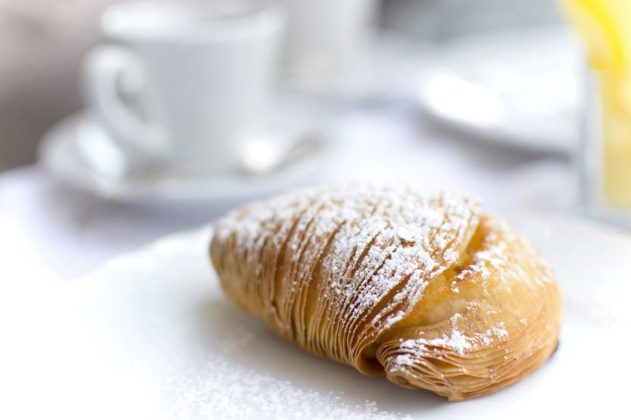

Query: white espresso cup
[{"left": 82, "top": 0, "right": 285, "bottom": 174}]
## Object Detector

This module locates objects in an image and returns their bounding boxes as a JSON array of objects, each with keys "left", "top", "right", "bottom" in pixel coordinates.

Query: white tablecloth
[{"left": 0, "top": 103, "right": 575, "bottom": 286}]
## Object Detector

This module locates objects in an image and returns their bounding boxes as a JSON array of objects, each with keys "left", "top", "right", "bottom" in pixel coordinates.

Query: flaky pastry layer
[{"left": 210, "top": 185, "right": 561, "bottom": 400}]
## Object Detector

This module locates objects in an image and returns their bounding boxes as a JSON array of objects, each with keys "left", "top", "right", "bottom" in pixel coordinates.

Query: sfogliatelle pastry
[{"left": 210, "top": 184, "right": 562, "bottom": 400}]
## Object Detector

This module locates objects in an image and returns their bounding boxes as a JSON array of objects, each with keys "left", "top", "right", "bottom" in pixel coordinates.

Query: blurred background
[
  {"left": 0, "top": 0, "right": 568, "bottom": 171},
  {"left": 0, "top": 0, "right": 587, "bottom": 282},
  {"left": 0, "top": 0, "right": 107, "bottom": 171}
]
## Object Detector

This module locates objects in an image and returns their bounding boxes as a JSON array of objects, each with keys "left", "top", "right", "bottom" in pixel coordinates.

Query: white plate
[
  {"left": 418, "top": 26, "right": 582, "bottom": 155},
  {"left": 9, "top": 212, "right": 630, "bottom": 419},
  {"left": 38, "top": 110, "right": 330, "bottom": 202}
]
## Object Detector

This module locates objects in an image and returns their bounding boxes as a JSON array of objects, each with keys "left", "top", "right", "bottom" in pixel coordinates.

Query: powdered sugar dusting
[
  {"left": 492, "top": 322, "right": 509, "bottom": 339},
  {"left": 213, "top": 183, "right": 481, "bottom": 368},
  {"left": 390, "top": 314, "right": 512, "bottom": 370},
  {"left": 425, "top": 314, "right": 474, "bottom": 356},
  {"left": 166, "top": 354, "right": 410, "bottom": 420},
  {"left": 452, "top": 218, "right": 554, "bottom": 289},
  {"left": 210, "top": 184, "right": 564, "bottom": 400}
]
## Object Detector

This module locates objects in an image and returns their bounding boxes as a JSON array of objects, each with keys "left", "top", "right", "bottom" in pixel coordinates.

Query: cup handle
[{"left": 81, "top": 46, "right": 164, "bottom": 157}]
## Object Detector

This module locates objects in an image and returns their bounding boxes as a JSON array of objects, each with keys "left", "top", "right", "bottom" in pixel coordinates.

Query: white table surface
[
  {"left": 0, "top": 103, "right": 576, "bottom": 287},
  {"left": 5, "top": 101, "right": 630, "bottom": 420}
]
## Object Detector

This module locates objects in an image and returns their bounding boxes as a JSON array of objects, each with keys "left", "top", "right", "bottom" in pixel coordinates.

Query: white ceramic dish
[
  {"left": 418, "top": 26, "right": 582, "bottom": 155},
  {"left": 8, "top": 211, "right": 629, "bottom": 419},
  {"left": 38, "top": 110, "right": 329, "bottom": 202}
]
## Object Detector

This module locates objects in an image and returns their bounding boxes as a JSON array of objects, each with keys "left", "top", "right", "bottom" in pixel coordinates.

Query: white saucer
[
  {"left": 38, "top": 111, "right": 330, "bottom": 202},
  {"left": 417, "top": 26, "right": 582, "bottom": 155}
]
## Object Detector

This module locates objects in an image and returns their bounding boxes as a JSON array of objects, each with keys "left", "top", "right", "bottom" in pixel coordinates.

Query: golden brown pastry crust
[{"left": 210, "top": 185, "right": 561, "bottom": 401}]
